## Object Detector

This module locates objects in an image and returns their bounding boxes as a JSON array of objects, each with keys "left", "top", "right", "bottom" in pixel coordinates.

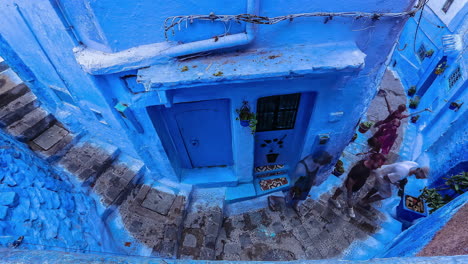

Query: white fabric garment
[{"left": 373, "top": 161, "right": 419, "bottom": 184}]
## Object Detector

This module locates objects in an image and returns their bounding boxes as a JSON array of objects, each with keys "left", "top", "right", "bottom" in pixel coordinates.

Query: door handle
[{"left": 191, "top": 139, "right": 199, "bottom": 147}]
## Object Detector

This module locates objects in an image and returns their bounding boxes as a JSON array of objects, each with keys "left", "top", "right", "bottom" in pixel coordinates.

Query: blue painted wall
[
  {"left": 0, "top": 0, "right": 414, "bottom": 192},
  {"left": 390, "top": 2, "right": 467, "bottom": 186},
  {"left": 0, "top": 130, "right": 143, "bottom": 256}
]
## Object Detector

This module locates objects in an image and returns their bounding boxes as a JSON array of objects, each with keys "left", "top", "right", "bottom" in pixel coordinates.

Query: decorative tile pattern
[
  {"left": 259, "top": 177, "right": 289, "bottom": 191},
  {"left": 254, "top": 164, "right": 285, "bottom": 173}
]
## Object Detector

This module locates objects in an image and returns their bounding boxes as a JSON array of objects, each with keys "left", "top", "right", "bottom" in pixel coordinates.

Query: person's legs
[
  {"left": 331, "top": 188, "right": 343, "bottom": 200},
  {"left": 268, "top": 195, "right": 283, "bottom": 211},
  {"left": 362, "top": 188, "right": 379, "bottom": 203}
]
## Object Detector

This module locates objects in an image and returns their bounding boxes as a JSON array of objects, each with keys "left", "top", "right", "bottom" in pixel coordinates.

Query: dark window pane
[{"left": 256, "top": 93, "right": 301, "bottom": 132}]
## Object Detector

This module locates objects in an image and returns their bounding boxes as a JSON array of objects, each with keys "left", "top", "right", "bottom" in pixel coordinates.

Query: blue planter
[
  {"left": 396, "top": 194, "right": 428, "bottom": 223},
  {"left": 240, "top": 120, "right": 250, "bottom": 127}
]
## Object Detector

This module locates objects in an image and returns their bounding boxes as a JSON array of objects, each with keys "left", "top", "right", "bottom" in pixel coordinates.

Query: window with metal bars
[
  {"left": 448, "top": 67, "right": 462, "bottom": 88},
  {"left": 442, "top": 0, "right": 455, "bottom": 13},
  {"left": 417, "top": 44, "right": 427, "bottom": 61},
  {"left": 256, "top": 93, "right": 301, "bottom": 132}
]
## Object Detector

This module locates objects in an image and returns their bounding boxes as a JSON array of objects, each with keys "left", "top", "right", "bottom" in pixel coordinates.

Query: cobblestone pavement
[{"left": 1, "top": 60, "right": 408, "bottom": 260}]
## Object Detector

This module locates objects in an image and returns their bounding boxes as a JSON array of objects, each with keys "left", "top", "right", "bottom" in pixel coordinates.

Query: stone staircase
[
  {"left": 0, "top": 63, "right": 385, "bottom": 260},
  {"left": 0, "top": 63, "right": 147, "bottom": 227}
]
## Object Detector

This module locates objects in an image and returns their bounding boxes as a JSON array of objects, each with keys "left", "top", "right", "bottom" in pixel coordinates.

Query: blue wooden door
[{"left": 172, "top": 99, "right": 233, "bottom": 168}]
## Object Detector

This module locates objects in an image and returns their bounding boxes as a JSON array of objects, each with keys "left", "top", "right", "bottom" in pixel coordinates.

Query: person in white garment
[{"left": 361, "top": 161, "right": 429, "bottom": 205}]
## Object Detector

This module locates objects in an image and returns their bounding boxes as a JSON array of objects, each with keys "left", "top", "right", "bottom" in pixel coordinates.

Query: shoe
[
  {"left": 348, "top": 207, "right": 356, "bottom": 218},
  {"left": 268, "top": 196, "right": 278, "bottom": 212},
  {"left": 330, "top": 199, "right": 342, "bottom": 209}
]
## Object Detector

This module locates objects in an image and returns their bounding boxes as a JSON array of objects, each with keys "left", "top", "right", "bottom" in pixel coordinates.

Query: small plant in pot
[
  {"left": 332, "top": 160, "right": 345, "bottom": 177},
  {"left": 260, "top": 135, "right": 286, "bottom": 163},
  {"left": 434, "top": 61, "right": 448, "bottom": 75},
  {"left": 407, "top": 86, "right": 417, "bottom": 97},
  {"left": 409, "top": 96, "right": 420, "bottom": 109},
  {"left": 236, "top": 101, "right": 257, "bottom": 134},
  {"left": 358, "top": 121, "right": 374, "bottom": 133},
  {"left": 448, "top": 101, "right": 463, "bottom": 111},
  {"left": 411, "top": 115, "right": 420, "bottom": 123},
  {"left": 351, "top": 133, "right": 358, "bottom": 142},
  {"left": 425, "top": 49, "right": 434, "bottom": 58}
]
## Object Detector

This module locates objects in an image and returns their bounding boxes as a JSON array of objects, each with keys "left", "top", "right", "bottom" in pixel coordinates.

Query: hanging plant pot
[
  {"left": 351, "top": 133, "right": 358, "bottom": 142},
  {"left": 358, "top": 122, "right": 373, "bottom": 133},
  {"left": 332, "top": 160, "right": 345, "bottom": 177},
  {"left": 240, "top": 120, "right": 250, "bottom": 127},
  {"left": 411, "top": 115, "right": 420, "bottom": 123},
  {"left": 236, "top": 101, "right": 257, "bottom": 134},
  {"left": 266, "top": 153, "right": 280, "bottom": 163},
  {"left": 407, "top": 86, "right": 416, "bottom": 97},
  {"left": 448, "top": 102, "right": 462, "bottom": 111}
]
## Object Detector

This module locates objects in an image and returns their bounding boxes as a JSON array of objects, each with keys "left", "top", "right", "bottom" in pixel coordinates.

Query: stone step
[
  {"left": 0, "top": 83, "right": 30, "bottom": 109},
  {"left": 93, "top": 154, "right": 144, "bottom": 207},
  {"left": 0, "top": 91, "right": 38, "bottom": 128},
  {"left": 178, "top": 187, "right": 225, "bottom": 260},
  {"left": 59, "top": 141, "right": 120, "bottom": 184},
  {"left": 6, "top": 107, "right": 55, "bottom": 142},
  {"left": 0, "top": 60, "right": 8, "bottom": 73},
  {"left": 28, "top": 123, "right": 79, "bottom": 162},
  {"left": 119, "top": 184, "right": 188, "bottom": 258}
]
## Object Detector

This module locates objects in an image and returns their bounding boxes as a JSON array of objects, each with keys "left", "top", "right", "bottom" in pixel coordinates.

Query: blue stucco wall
[
  {"left": 0, "top": 130, "right": 145, "bottom": 256},
  {"left": 390, "top": 3, "right": 467, "bottom": 186},
  {"left": 0, "top": 0, "right": 415, "bottom": 190}
]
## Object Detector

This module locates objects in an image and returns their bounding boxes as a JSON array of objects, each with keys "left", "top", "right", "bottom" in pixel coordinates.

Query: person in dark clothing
[
  {"left": 268, "top": 151, "right": 333, "bottom": 212},
  {"left": 329, "top": 153, "right": 386, "bottom": 218}
]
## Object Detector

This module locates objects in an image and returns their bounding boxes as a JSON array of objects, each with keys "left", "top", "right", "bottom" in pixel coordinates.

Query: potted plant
[
  {"left": 260, "top": 135, "right": 286, "bottom": 163},
  {"left": 358, "top": 121, "right": 374, "bottom": 133},
  {"left": 434, "top": 61, "right": 448, "bottom": 75},
  {"left": 448, "top": 101, "right": 463, "bottom": 111},
  {"left": 351, "top": 133, "right": 358, "bottom": 142},
  {"left": 407, "top": 86, "right": 417, "bottom": 96},
  {"left": 409, "top": 96, "right": 420, "bottom": 109},
  {"left": 332, "top": 160, "right": 345, "bottom": 177},
  {"left": 411, "top": 115, "right": 420, "bottom": 123},
  {"left": 425, "top": 49, "right": 434, "bottom": 58},
  {"left": 236, "top": 101, "right": 257, "bottom": 134},
  {"left": 418, "top": 172, "right": 467, "bottom": 213}
]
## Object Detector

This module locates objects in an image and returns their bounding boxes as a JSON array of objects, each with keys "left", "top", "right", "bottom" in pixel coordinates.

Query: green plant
[
  {"left": 411, "top": 115, "right": 420, "bottom": 123},
  {"left": 361, "top": 121, "right": 374, "bottom": 129},
  {"left": 409, "top": 96, "right": 420, "bottom": 109},
  {"left": 425, "top": 49, "right": 434, "bottom": 58},
  {"left": 408, "top": 86, "right": 417, "bottom": 96},
  {"left": 236, "top": 101, "right": 257, "bottom": 134},
  {"left": 419, "top": 172, "right": 468, "bottom": 213},
  {"left": 419, "top": 187, "right": 451, "bottom": 213},
  {"left": 434, "top": 61, "right": 448, "bottom": 75}
]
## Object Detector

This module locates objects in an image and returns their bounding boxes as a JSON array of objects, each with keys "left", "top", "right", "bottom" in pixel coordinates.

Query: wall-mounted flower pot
[
  {"left": 358, "top": 122, "right": 373, "bottom": 133},
  {"left": 411, "top": 115, "right": 420, "bottom": 123},
  {"left": 240, "top": 120, "right": 250, "bottom": 127},
  {"left": 332, "top": 168, "right": 344, "bottom": 177},
  {"left": 266, "top": 153, "right": 279, "bottom": 163},
  {"left": 351, "top": 133, "right": 358, "bottom": 142},
  {"left": 407, "top": 86, "right": 416, "bottom": 97},
  {"left": 448, "top": 102, "right": 462, "bottom": 111}
]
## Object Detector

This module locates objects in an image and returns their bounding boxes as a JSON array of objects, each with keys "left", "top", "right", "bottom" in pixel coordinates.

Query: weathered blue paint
[
  {"left": 0, "top": 0, "right": 414, "bottom": 194},
  {"left": 379, "top": 191, "right": 468, "bottom": 257},
  {"left": 389, "top": 1, "right": 467, "bottom": 187}
]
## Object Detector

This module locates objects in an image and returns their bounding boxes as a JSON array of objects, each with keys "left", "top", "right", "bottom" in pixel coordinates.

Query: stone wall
[{"left": 0, "top": 130, "right": 121, "bottom": 253}]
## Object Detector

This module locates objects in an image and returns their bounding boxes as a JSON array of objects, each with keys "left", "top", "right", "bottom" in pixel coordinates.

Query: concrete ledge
[{"left": 137, "top": 42, "right": 366, "bottom": 91}]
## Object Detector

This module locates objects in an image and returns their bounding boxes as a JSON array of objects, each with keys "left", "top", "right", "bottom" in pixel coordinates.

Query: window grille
[
  {"left": 448, "top": 67, "right": 462, "bottom": 88},
  {"left": 256, "top": 93, "right": 301, "bottom": 132},
  {"left": 442, "top": 0, "right": 455, "bottom": 13},
  {"left": 417, "top": 44, "right": 426, "bottom": 61}
]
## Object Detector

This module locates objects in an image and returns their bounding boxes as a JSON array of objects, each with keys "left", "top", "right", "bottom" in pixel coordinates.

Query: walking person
[
  {"left": 329, "top": 153, "right": 386, "bottom": 218},
  {"left": 361, "top": 161, "right": 429, "bottom": 205},
  {"left": 268, "top": 151, "right": 333, "bottom": 212}
]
